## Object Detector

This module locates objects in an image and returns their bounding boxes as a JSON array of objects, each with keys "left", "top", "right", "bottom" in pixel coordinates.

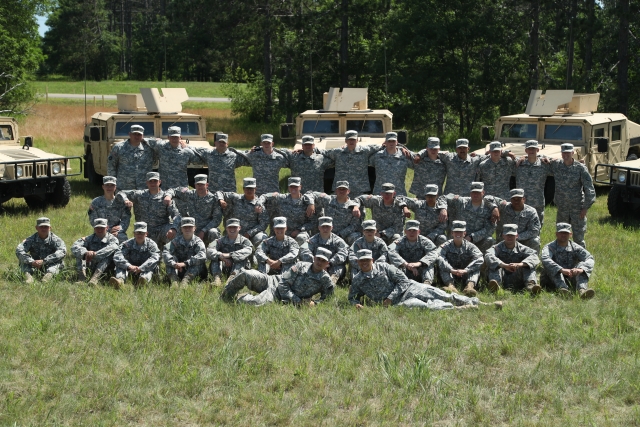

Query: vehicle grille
[
  {"left": 631, "top": 171, "right": 640, "bottom": 187},
  {"left": 18, "top": 163, "right": 49, "bottom": 179}
]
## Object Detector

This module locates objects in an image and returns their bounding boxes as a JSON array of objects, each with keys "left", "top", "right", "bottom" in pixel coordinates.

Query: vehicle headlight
[
  {"left": 618, "top": 172, "right": 627, "bottom": 183},
  {"left": 16, "top": 165, "right": 23, "bottom": 177},
  {"left": 52, "top": 163, "right": 61, "bottom": 174}
]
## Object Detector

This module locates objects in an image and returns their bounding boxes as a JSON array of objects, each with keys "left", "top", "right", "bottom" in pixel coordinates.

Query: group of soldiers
[{"left": 15, "top": 124, "right": 597, "bottom": 309}]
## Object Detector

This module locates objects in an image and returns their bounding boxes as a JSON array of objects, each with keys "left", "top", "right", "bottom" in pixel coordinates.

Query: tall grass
[{"left": 30, "top": 80, "right": 238, "bottom": 98}]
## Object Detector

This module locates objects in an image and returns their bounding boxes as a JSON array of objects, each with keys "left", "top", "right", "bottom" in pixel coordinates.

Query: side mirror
[
  {"left": 481, "top": 126, "right": 493, "bottom": 142},
  {"left": 393, "top": 129, "right": 408, "bottom": 145},
  {"left": 89, "top": 126, "right": 103, "bottom": 142},
  {"left": 23, "top": 136, "right": 33, "bottom": 148},
  {"left": 596, "top": 137, "right": 609, "bottom": 153},
  {"left": 280, "top": 123, "right": 295, "bottom": 139}
]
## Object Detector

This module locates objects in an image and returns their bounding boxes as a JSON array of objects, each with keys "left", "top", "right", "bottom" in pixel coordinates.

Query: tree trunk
[
  {"left": 529, "top": 0, "right": 540, "bottom": 89},
  {"left": 617, "top": 0, "right": 629, "bottom": 115},
  {"left": 264, "top": 29, "right": 273, "bottom": 123},
  {"left": 584, "top": 0, "right": 594, "bottom": 91},
  {"left": 565, "top": 0, "right": 577, "bottom": 89},
  {"left": 340, "top": 0, "right": 348, "bottom": 88}
]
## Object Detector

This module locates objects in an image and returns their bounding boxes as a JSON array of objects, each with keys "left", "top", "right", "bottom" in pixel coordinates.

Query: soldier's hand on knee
[
  {"left": 561, "top": 268, "right": 573, "bottom": 277},
  {"left": 163, "top": 196, "right": 172, "bottom": 206}
]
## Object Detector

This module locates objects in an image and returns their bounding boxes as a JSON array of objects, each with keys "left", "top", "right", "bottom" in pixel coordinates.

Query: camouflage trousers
[
  {"left": 556, "top": 206, "right": 587, "bottom": 248},
  {"left": 403, "top": 265, "right": 435, "bottom": 283},
  {"left": 473, "top": 237, "right": 495, "bottom": 254},
  {"left": 115, "top": 266, "right": 157, "bottom": 283},
  {"left": 258, "top": 260, "right": 295, "bottom": 275},
  {"left": 248, "top": 232, "right": 268, "bottom": 247},
  {"left": 288, "top": 231, "right": 311, "bottom": 246},
  {"left": 487, "top": 266, "right": 537, "bottom": 290},
  {"left": 148, "top": 224, "right": 176, "bottom": 247},
  {"left": 222, "top": 270, "right": 280, "bottom": 306},
  {"left": 397, "top": 282, "right": 479, "bottom": 309},
  {"left": 195, "top": 228, "right": 221, "bottom": 247},
  {"left": 439, "top": 269, "right": 480, "bottom": 287},
  {"left": 167, "top": 264, "right": 207, "bottom": 281},
  {"left": 210, "top": 259, "right": 250, "bottom": 277},
  {"left": 110, "top": 230, "right": 128, "bottom": 243},
  {"left": 541, "top": 270, "right": 589, "bottom": 291},
  {"left": 380, "top": 233, "right": 402, "bottom": 246},
  {"left": 20, "top": 262, "right": 64, "bottom": 276},
  {"left": 426, "top": 233, "right": 447, "bottom": 246},
  {"left": 74, "top": 255, "right": 114, "bottom": 274},
  {"left": 339, "top": 231, "right": 362, "bottom": 246},
  {"left": 532, "top": 205, "right": 545, "bottom": 227}
]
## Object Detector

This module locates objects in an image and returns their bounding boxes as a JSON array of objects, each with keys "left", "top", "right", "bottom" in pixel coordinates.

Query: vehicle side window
[
  {"left": 500, "top": 123, "right": 537, "bottom": 138},
  {"left": 161, "top": 121, "right": 200, "bottom": 136},
  {"left": 611, "top": 125, "right": 622, "bottom": 141},
  {"left": 0, "top": 125, "right": 14, "bottom": 140},
  {"left": 115, "top": 122, "right": 155, "bottom": 137},
  {"left": 543, "top": 125, "right": 582, "bottom": 141},
  {"left": 346, "top": 120, "right": 384, "bottom": 134},
  {"left": 302, "top": 120, "right": 340, "bottom": 134}
]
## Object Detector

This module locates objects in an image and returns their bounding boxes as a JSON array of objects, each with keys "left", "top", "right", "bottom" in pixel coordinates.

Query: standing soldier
[
  {"left": 152, "top": 126, "right": 200, "bottom": 191},
  {"left": 305, "top": 180, "right": 363, "bottom": 245},
  {"left": 111, "top": 221, "right": 161, "bottom": 289},
  {"left": 245, "top": 134, "right": 289, "bottom": 195},
  {"left": 88, "top": 175, "right": 131, "bottom": 242},
  {"left": 437, "top": 220, "right": 484, "bottom": 296},
  {"left": 477, "top": 141, "right": 516, "bottom": 199},
  {"left": 515, "top": 140, "right": 552, "bottom": 224},
  {"left": 216, "top": 177, "right": 269, "bottom": 247},
  {"left": 163, "top": 217, "right": 207, "bottom": 289},
  {"left": 550, "top": 143, "right": 596, "bottom": 248},
  {"left": 71, "top": 218, "right": 120, "bottom": 285},
  {"left": 118, "top": 172, "right": 181, "bottom": 247},
  {"left": 299, "top": 216, "right": 349, "bottom": 285},
  {"left": 164, "top": 174, "right": 222, "bottom": 245},
  {"left": 489, "top": 188, "right": 541, "bottom": 252},
  {"left": 107, "top": 124, "right": 156, "bottom": 190},
  {"left": 410, "top": 137, "right": 446, "bottom": 197},
  {"left": 405, "top": 184, "right": 448, "bottom": 246},
  {"left": 255, "top": 217, "right": 299, "bottom": 275},
  {"left": 392, "top": 220, "right": 439, "bottom": 285},
  {"left": 276, "top": 135, "right": 334, "bottom": 192},
  {"left": 353, "top": 183, "right": 409, "bottom": 246},
  {"left": 348, "top": 220, "right": 397, "bottom": 275},
  {"left": 194, "top": 133, "right": 249, "bottom": 193},
  {"left": 207, "top": 218, "right": 254, "bottom": 286},
  {"left": 16, "top": 217, "right": 67, "bottom": 284},
  {"left": 369, "top": 132, "right": 414, "bottom": 196}
]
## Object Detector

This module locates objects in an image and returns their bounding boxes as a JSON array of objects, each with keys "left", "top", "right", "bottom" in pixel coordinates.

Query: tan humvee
[
  {"left": 0, "top": 116, "right": 81, "bottom": 207},
  {"left": 595, "top": 158, "right": 640, "bottom": 217},
  {"left": 83, "top": 88, "right": 214, "bottom": 185}
]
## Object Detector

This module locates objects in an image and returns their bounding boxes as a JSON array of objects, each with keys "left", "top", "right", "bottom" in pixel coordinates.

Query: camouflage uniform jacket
[
  {"left": 541, "top": 240, "right": 594, "bottom": 278},
  {"left": 277, "top": 261, "right": 334, "bottom": 304},
  {"left": 477, "top": 156, "right": 516, "bottom": 199},
  {"left": 299, "top": 233, "right": 349, "bottom": 266},
  {"left": 393, "top": 235, "right": 438, "bottom": 267},
  {"left": 488, "top": 197, "right": 541, "bottom": 241},
  {"left": 349, "top": 262, "right": 412, "bottom": 305},
  {"left": 244, "top": 149, "right": 289, "bottom": 195},
  {"left": 119, "top": 189, "right": 181, "bottom": 230},
  {"left": 277, "top": 148, "right": 334, "bottom": 192},
  {"left": 515, "top": 157, "right": 552, "bottom": 208},
  {"left": 206, "top": 234, "right": 253, "bottom": 263},
  {"left": 162, "top": 235, "right": 207, "bottom": 267},
  {"left": 321, "top": 144, "right": 383, "bottom": 194},
  {"left": 151, "top": 140, "right": 200, "bottom": 189},
  {"left": 166, "top": 188, "right": 222, "bottom": 235},
  {"left": 307, "top": 192, "right": 362, "bottom": 238},
  {"left": 410, "top": 151, "right": 447, "bottom": 197},
  {"left": 107, "top": 139, "right": 156, "bottom": 190},
  {"left": 438, "top": 152, "right": 488, "bottom": 196},
  {"left": 16, "top": 232, "right": 67, "bottom": 266},
  {"left": 194, "top": 147, "right": 249, "bottom": 193},
  {"left": 405, "top": 197, "right": 447, "bottom": 241},
  {"left": 485, "top": 241, "right": 540, "bottom": 270},
  {"left": 550, "top": 160, "right": 596, "bottom": 209},
  {"left": 262, "top": 193, "right": 318, "bottom": 233},
  {"left": 349, "top": 236, "right": 391, "bottom": 267},
  {"left": 113, "top": 237, "right": 160, "bottom": 272},
  {"left": 71, "top": 233, "right": 120, "bottom": 262},
  {"left": 437, "top": 240, "right": 483, "bottom": 273},
  {"left": 216, "top": 192, "right": 268, "bottom": 238},
  {"left": 445, "top": 194, "right": 497, "bottom": 242},
  {"left": 88, "top": 194, "right": 132, "bottom": 232},
  {"left": 255, "top": 236, "right": 299, "bottom": 265},
  {"left": 369, "top": 149, "right": 414, "bottom": 196},
  {"left": 355, "top": 195, "right": 407, "bottom": 238}
]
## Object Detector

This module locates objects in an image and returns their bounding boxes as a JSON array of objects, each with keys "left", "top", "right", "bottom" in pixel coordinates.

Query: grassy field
[
  {"left": 30, "top": 80, "right": 232, "bottom": 98},
  {"left": 1, "top": 102, "right": 640, "bottom": 425}
]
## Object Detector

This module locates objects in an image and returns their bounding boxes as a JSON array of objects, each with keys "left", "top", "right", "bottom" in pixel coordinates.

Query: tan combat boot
[
  {"left": 463, "top": 281, "right": 477, "bottom": 297},
  {"left": 169, "top": 275, "right": 180, "bottom": 289},
  {"left": 42, "top": 273, "right": 53, "bottom": 283},
  {"left": 330, "top": 274, "right": 340, "bottom": 286},
  {"left": 24, "top": 272, "right": 34, "bottom": 284},
  {"left": 180, "top": 274, "right": 194, "bottom": 289},
  {"left": 109, "top": 277, "right": 124, "bottom": 290},
  {"left": 579, "top": 288, "right": 595, "bottom": 300},
  {"left": 487, "top": 279, "right": 500, "bottom": 293},
  {"left": 136, "top": 276, "right": 148, "bottom": 288},
  {"left": 442, "top": 283, "right": 459, "bottom": 294},
  {"left": 525, "top": 281, "right": 541, "bottom": 295},
  {"left": 88, "top": 270, "right": 102, "bottom": 286},
  {"left": 76, "top": 268, "right": 87, "bottom": 283},
  {"left": 558, "top": 287, "right": 571, "bottom": 298},
  {"left": 211, "top": 274, "right": 223, "bottom": 287}
]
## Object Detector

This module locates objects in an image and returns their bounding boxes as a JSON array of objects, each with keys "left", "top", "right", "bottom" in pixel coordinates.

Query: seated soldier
[
  {"left": 255, "top": 217, "right": 299, "bottom": 275},
  {"left": 111, "top": 222, "right": 161, "bottom": 289},
  {"left": 392, "top": 220, "right": 438, "bottom": 285},
  {"left": 217, "top": 177, "right": 269, "bottom": 247},
  {"left": 88, "top": 175, "right": 131, "bottom": 242},
  {"left": 305, "top": 180, "right": 363, "bottom": 245},
  {"left": 348, "top": 220, "right": 397, "bottom": 276},
  {"left": 16, "top": 217, "right": 67, "bottom": 284},
  {"left": 484, "top": 224, "right": 541, "bottom": 294},
  {"left": 163, "top": 217, "right": 207, "bottom": 289},
  {"left": 488, "top": 188, "right": 541, "bottom": 252},
  {"left": 207, "top": 218, "right": 253, "bottom": 286},
  {"left": 300, "top": 216, "right": 349, "bottom": 285},
  {"left": 220, "top": 247, "right": 334, "bottom": 306},
  {"left": 71, "top": 218, "right": 120, "bottom": 285},
  {"left": 349, "top": 249, "right": 502, "bottom": 310},
  {"left": 541, "top": 222, "right": 595, "bottom": 299},
  {"left": 437, "top": 220, "right": 484, "bottom": 297},
  {"left": 353, "top": 182, "right": 408, "bottom": 246},
  {"left": 404, "top": 184, "right": 448, "bottom": 246}
]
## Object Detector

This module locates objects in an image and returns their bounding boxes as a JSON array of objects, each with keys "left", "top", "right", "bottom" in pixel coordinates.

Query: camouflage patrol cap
[
  {"left": 216, "top": 133, "right": 229, "bottom": 143},
  {"left": 405, "top": 220, "right": 420, "bottom": 231},
  {"left": 181, "top": 217, "right": 196, "bottom": 228},
  {"left": 261, "top": 134, "right": 274, "bottom": 143},
  {"left": 561, "top": 143, "right": 574, "bottom": 153},
  {"left": 243, "top": 177, "right": 257, "bottom": 188},
  {"left": 336, "top": 180, "right": 350, "bottom": 189},
  {"left": 288, "top": 177, "right": 302, "bottom": 187},
  {"left": 381, "top": 183, "right": 396, "bottom": 193},
  {"left": 273, "top": 217, "right": 287, "bottom": 228},
  {"left": 525, "top": 140, "right": 539, "bottom": 149},
  {"left": 345, "top": 130, "right": 358, "bottom": 140},
  {"left": 385, "top": 132, "right": 398, "bottom": 141},
  {"left": 362, "top": 220, "right": 377, "bottom": 230},
  {"left": 301, "top": 135, "right": 315, "bottom": 144},
  {"left": 194, "top": 174, "right": 208, "bottom": 184},
  {"left": 226, "top": 218, "right": 241, "bottom": 227},
  {"left": 168, "top": 126, "right": 181, "bottom": 136},
  {"left": 134, "top": 222, "right": 147, "bottom": 232},
  {"left": 556, "top": 222, "right": 572, "bottom": 233},
  {"left": 357, "top": 249, "right": 374, "bottom": 260},
  {"left": 130, "top": 124, "right": 144, "bottom": 134},
  {"left": 470, "top": 182, "right": 484, "bottom": 192},
  {"left": 36, "top": 217, "right": 51, "bottom": 227},
  {"left": 93, "top": 218, "right": 108, "bottom": 228},
  {"left": 103, "top": 176, "right": 117, "bottom": 185},
  {"left": 510, "top": 188, "right": 525, "bottom": 198},
  {"left": 451, "top": 220, "right": 466, "bottom": 232},
  {"left": 146, "top": 171, "right": 160, "bottom": 181},
  {"left": 319, "top": 216, "right": 333, "bottom": 227},
  {"left": 489, "top": 141, "right": 502, "bottom": 151},
  {"left": 456, "top": 138, "right": 469, "bottom": 148},
  {"left": 427, "top": 137, "right": 440, "bottom": 149},
  {"left": 424, "top": 184, "right": 438, "bottom": 196},
  {"left": 502, "top": 224, "right": 518, "bottom": 235},
  {"left": 315, "top": 247, "right": 333, "bottom": 261}
]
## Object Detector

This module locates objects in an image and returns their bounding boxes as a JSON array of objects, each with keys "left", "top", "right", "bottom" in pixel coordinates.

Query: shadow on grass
[
  {"left": 597, "top": 214, "right": 640, "bottom": 228},
  {"left": 70, "top": 179, "right": 103, "bottom": 198}
]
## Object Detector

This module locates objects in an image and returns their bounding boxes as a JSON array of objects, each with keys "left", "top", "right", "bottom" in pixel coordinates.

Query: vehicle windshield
[
  {"left": 161, "top": 121, "right": 200, "bottom": 136},
  {"left": 0, "top": 125, "right": 14, "bottom": 140},
  {"left": 544, "top": 125, "right": 583, "bottom": 141},
  {"left": 347, "top": 120, "right": 384, "bottom": 134},
  {"left": 500, "top": 123, "right": 537, "bottom": 139},
  {"left": 302, "top": 120, "right": 340, "bottom": 134},
  {"left": 115, "top": 122, "right": 155, "bottom": 137}
]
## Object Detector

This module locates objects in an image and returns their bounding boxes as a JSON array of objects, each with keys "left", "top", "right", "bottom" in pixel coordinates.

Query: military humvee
[
  {"left": 83, "top": 88, "right": 213, "bottom": 185},
  {"left": 595, "top": 159, "right": 640, "bottom": 217},
  {"left": 477, "top": 89, "right": 640, "bottom": 201},
  {"left": 279, "top": 87, "right": 407, "bottom": 191},
  {"left": 0, "top": 116, "right": 81, "bottom": 208}
]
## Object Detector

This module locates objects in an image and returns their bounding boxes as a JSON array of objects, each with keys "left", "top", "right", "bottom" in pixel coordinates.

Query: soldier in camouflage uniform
[
  {"left": 221, "top": 247, "right": 334, "bottom": 307},
  {"left": 163, "top": 217, "right": 207, "bottom": 288},
  {"left": 261, "top": 177, "right": 318, "bottom": 245},
  {"left": 276, "top": 135, "right": 334, "bottom": 192},
  {"left": 107, "top": 124, "right": 156, "bottom": 190},
  {"left": 207, "top": 218, "right": 253, "bottom": 286},
  {"left": 16, "top": 217, "right": 67, "bottom": 284},
  {"left": 437, "top": 220, "right": 484, "bottom": 297},
  {"left": 119, "top": 172, "right": 180, "bottom": 247},
  {"left": 111, "top": 222, "right": 161, "bottom": 288},
  {"left": 410, "top": 137, "right": 446, "bottom": 197},
  {"left": 484, "top": 224, "right": 541, "bottom": 294},
  {"left": 477, "top": 141, "right": 516, "bottom": 199},
  {"left": 244, "top": 134, "right": 289, "bottom": 195},
  {"left": 255, "top": 217, "right": 299, "bottom": 275},
  {"left": 88, "top": 175, "right": 131, "bottom": 242},
  {"left": 541, "top": 222, "right": 595, "bottom": 299},
  {"left": 550, "top": 143, "right": 596, "bottom": 248},
  {"left": 216, "top": 177, "right": 269, "bottom": 247},
  {"left": 305, "top": 180, "right": 363, "bottom": 245},
  {"left": 299, "top": 216, "right": 349, "bottom": 285},
  {"left": 445, "top": 182, "right": 498, "bottom": 254},
  {"left": 348, "top": 220, "right": 398, "bottom": 274},
  {"left": 71, "top": 218, "right": 120, "bottom": 285},
  {"left": 151, "top": 126, "right": 200, "bottom": 191},
  {"left": 349, "top": 250, "right": 500, "bottom": 310},
  {"left": 194, "top": 133, "right": 249, "bottom": 192},
  {"left": 353, "top": 183, "right": 409, "bottom": 246},
  {"left": 404, "top": 184, "right": 448, "bottom": 246},
  {"left": 488, "top": 188, "right": 541, "bottom": 252},
  {"left": 392, "top": 220, "right": 439, "bottom": 284},
  {"left": 515, "top": 140, "right": 553, "bottom": 224},
  {"left": 369, "top": 132, "right": 414, "bottom": 196},
  {"left": 164, "top": 174, "right": 222, "bottom": 245}
]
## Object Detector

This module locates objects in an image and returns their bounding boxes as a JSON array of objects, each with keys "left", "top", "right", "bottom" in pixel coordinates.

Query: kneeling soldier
[
  {"left": 16, "top": 217, "right": 67, "bottom": 284},
  {"left": 393, "top": 220, "right": 438, "bottom": 285},
  {"left": 111, "top": 222, "right": 161, "bottom": 288},
  {"left": 255, "top": 216, "right": 299, "bottom": 275},
  {"left": 163, "top": 217, "right": 207, "bottom": 289},
  {"left": 221, "top": 247, "right": 334, "bottom": 306},
  {"left": 484, "top": 224, "right": 541, "bottom": 294},
  {"left": 71, "top": 218, "right": 120, "bottom": 285},
  {"left": 437, "top": 220, "right": 484, "bottom": 296},
  {"left": 300, "top": 216, "right": 349, "bottom": 285},
  {"left": 207, "top": 218, "right": 253, "bottom": 286}
]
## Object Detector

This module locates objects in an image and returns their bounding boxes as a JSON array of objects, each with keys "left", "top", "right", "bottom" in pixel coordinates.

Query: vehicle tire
[
  {"left": 86, "top": 153, "right": 102, "bottom": 185},
  {"left": 607, "top": 185, "right": 627, "bottom": 218},
  {"left": 544, "top": 176, "right": 555, "bottom": 206},
  {"left": 24, "top": 194, "right": 47, "bottom": 209},
  {"left": 47, "top": 178, "right": 71, "bottom": 207}
]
